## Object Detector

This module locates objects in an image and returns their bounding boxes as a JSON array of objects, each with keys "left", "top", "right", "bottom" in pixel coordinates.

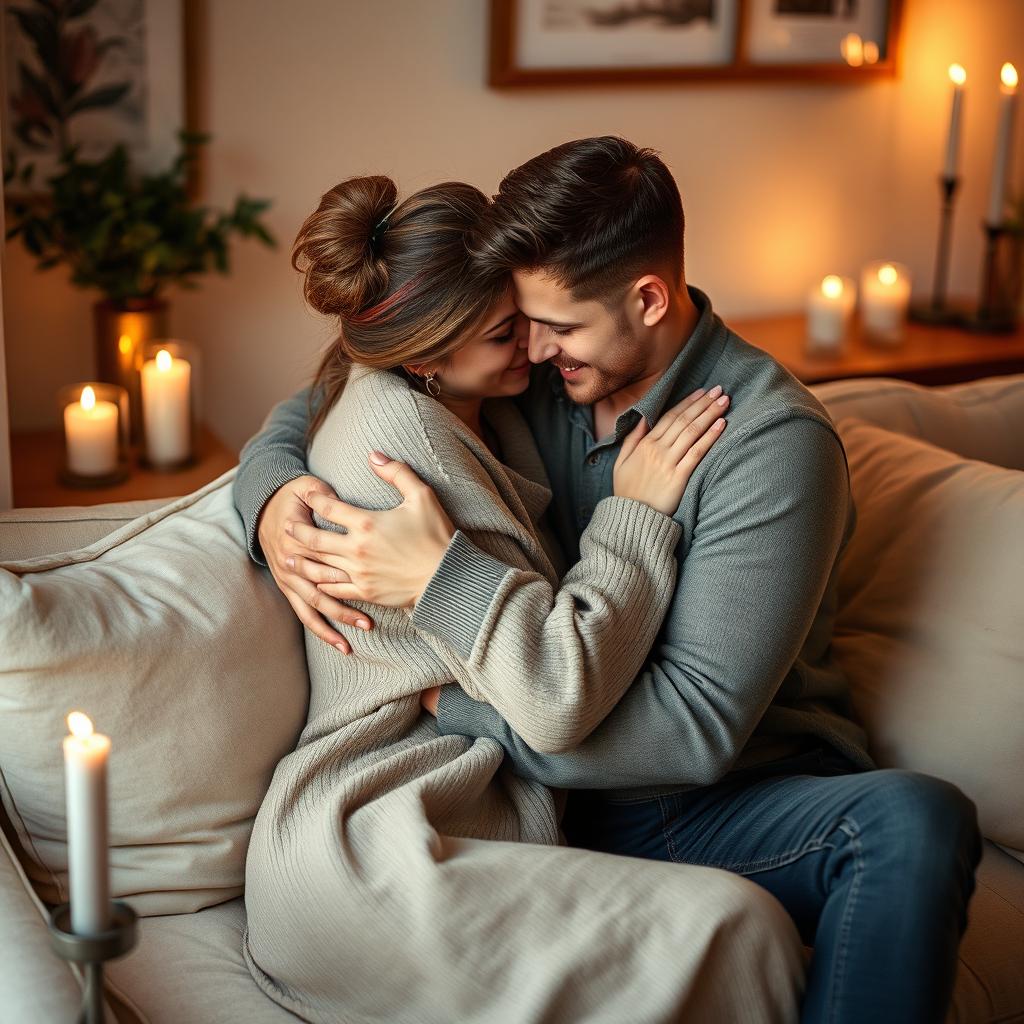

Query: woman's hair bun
[{"left": 291, "top": 175, "right": 398, "bottom": 318}]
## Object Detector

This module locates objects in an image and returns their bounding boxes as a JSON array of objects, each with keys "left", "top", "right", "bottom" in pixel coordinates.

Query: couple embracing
[{"left": 235, "top": 136, "right": 980, "bottom": 1024}]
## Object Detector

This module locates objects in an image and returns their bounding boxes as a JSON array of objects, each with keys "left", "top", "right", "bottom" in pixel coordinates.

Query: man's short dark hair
[{"left": 471, "top": 136, "right": 685, "bottom": 302}]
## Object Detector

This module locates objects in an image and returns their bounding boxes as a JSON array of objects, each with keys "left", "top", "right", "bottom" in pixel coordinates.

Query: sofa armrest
[
  {"left": 0, "top": 823, "right": 106, "bottom": 1020},
  {"left": 0, "top": 496, "right": 177, "bottom": 562}
]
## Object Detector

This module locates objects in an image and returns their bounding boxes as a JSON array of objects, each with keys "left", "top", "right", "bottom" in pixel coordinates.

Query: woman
[{"left": 242, "top": 176, "right": 801, "bottom": 1024}]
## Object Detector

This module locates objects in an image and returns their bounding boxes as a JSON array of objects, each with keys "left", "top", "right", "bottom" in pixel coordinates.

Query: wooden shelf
[
  {"left": 11, "top": 423, "right": 238, "bottom": 509},
  {"left": 728, "top": 311, "right": 1024, "bottom": 386}
]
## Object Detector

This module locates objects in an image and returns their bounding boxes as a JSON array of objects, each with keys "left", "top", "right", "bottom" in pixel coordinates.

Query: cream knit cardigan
[{"left": 242, "top": 364, "right": 802, "bottom": 1024}]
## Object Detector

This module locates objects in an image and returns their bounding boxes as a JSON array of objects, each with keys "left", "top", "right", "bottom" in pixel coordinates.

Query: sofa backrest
[{"left": 810, "top": 373, "right": 1024, "bottom": 471}]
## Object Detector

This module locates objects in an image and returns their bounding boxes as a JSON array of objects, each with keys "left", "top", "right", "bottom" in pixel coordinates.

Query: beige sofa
[{"left": 1, "top": 373, "right": 1022, "bottom": 1024}]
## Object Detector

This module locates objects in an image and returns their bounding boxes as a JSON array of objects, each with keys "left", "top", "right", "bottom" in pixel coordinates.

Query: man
[{"left": 234, "top": 137, "right": 980, "bottom": 1023}]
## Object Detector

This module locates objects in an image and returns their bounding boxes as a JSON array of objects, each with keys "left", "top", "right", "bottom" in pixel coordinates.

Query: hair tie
[{"left": 370, "top": 203, "right": 399, "bottom": 251}]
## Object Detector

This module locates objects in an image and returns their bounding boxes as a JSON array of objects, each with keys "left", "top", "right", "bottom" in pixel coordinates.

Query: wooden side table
[
  {"left": 11, "top": 424, "right": 238, "bottom": 509},
  {"left": 728, "top": 312, "right": 1024, "bottom": 386}
]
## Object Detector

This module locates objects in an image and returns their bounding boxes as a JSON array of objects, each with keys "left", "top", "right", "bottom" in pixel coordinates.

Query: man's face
[{"left": 512, "top": 269, "right": 649, "bottom": 406}]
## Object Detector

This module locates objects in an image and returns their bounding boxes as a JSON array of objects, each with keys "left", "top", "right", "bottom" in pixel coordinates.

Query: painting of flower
[{"left": 3, "top": 0, "right": 186, "bottom": 189}]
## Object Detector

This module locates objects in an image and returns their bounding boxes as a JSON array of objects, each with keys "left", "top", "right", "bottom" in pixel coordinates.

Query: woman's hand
[
  {"left": 293, "top": 452, "right": 457, "bottom": 611},
  {"left": 421, "top": 686, "right": 441, "bottom": 716},
  {"left": 257, "top": 474, "right": 375, "bottom": 654},
  {"left": 613, "top": 385, "right": 730, "bottom": 516}
]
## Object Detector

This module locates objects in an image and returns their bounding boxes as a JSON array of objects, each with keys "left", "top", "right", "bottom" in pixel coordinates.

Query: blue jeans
[{"left": 561, "top": 747, "right": 982, "bottom": 1024}]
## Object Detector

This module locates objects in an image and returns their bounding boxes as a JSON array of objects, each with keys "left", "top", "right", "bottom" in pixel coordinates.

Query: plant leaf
[
  {"left": 9, "top": 7, "right": 60, "bottom": 72},
  {"left": 17, "top": 60, "right": 62, "bottom": 119},
  {"left": 69, "top": 81, "right": 132, "bottom": 115},
  {"left": 67, "top": 0, "right": 102, "bottom": 18}
]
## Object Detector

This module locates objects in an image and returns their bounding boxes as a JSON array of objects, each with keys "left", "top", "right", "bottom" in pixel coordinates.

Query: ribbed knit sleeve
[
  {"left": 436, "top": 414, "right": 869, "bottom": 788},
  {"left": 412, "top": 495, "right": 681, "bottom": 754},
  {"left": 232, "top": 385, "right": 320, "bottom": 566}
]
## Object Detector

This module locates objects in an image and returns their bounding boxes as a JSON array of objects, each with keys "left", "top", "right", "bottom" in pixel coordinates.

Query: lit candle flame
[
  {"left": 841, "top": 33, "right": 863, "bottom": 68},
  {"left": 878, "top": 264, "right": 899, "bottom": 287},
  {"left": 821, "top": 275, "right": 844, "bottom": 300},
  {"left": 81, "top": 386, "right": 96, "bottom": 411},
  {"left": 863, "top": 40, "right": 879, "bottom": 65},
  {"left": 1001, "top": 63, "right": 1018, "bottom": 91},
  {"left": 949, "top": 64, "right": 966, "bottom": 86},
  {"left": 156, "top": 349, "right": 172, "bottom": 372},
  {"left": 67, "top": 711, "right": 94, "bottom": 739},
  {"left": 118, "top": 335, "right": 133, "bottom": 355}
]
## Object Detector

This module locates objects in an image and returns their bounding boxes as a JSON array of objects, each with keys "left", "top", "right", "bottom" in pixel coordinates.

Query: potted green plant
[
  {"left": 4, "top": 132, "right": 275, "bottom": 439},
  {"left": 3, "top": 0, "right": 275, "bottom": 440}
]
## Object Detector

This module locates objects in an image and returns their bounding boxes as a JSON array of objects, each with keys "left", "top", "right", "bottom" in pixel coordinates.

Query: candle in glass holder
[
  {"left": 63, "top": 386, "right": 118, "bottom": 476},
  {"left": 63, "top": 712, "right": 111, "bottom": 935},
  {"left": 807, "top": 275, "right": 855, "bottom": 351},
  {"left": 141, "top": 348, "right": 192, "bottom": 465},
  {"left": 861, "top": 262, "right": 911, "bottom": 343}
]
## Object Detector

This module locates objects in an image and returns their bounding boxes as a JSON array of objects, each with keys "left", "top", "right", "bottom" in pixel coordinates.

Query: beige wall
[{"left": 4, "top": 0, "right": 1024, "bottom": 451}]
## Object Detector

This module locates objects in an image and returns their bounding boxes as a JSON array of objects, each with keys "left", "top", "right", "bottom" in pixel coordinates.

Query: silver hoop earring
[{"left": 424, "top": 374, "right": 441, "bottom": 397}]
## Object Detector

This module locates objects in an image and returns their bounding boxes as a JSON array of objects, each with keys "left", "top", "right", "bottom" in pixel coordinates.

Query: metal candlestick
[
  {"left": 963, "top": 221, "right": 1018, "bottom": 333},
  {"left": 910, "top": 175, "right": 965, "bottom": 325},
  {"left": 48, "top": 901, "right": 138, "bottom": 1024}
]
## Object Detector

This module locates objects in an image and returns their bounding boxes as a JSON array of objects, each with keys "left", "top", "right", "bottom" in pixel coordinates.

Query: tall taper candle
[
  {"left": 63, "top": 712, "right": 111, "bottom": 935},
  {"left": 944, "top": 64, "right": 966, "bottom": 179},
  {"left": 987, "top": 63, "right": 1018, "bottom": 226}
]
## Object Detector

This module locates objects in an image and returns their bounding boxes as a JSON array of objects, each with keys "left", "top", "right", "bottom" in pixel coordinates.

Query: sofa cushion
[
  {"left": 832, "top": 418, "right": 1024, "bottom": 854},
  {"left": 950, "top": 841, "right": 1024, "bottom": 1023},
  {"left": 103, "top": 898, "right": 303, "bottom": 1024},
  {"left": 0, "top": 469, "right": 309, "bottom": 916},
  {"left": 813, "top": 374, "right": 1024, "bottom": 471}
]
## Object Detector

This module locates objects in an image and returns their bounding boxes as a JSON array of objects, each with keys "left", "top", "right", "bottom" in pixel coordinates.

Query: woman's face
[{"left": 432, "top": 293, "right": 532, "bottom": 400}]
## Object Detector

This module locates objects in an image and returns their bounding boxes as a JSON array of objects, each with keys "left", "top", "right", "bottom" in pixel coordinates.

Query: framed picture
[
  {"left": 489, "top": 0, "right": 903, "bottom": 86},
  {"left": 1, "top": 0, "right": 196, "bottom": 198}
]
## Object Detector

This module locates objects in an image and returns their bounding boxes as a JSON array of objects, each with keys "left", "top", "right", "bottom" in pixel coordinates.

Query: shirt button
[{"left": 587, "top": 453, "right": 600, "bottom": 466}]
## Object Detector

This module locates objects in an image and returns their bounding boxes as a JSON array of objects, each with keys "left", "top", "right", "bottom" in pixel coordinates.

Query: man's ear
[{"left": 633, "top": 275, "right": 671, "bottom": 328}]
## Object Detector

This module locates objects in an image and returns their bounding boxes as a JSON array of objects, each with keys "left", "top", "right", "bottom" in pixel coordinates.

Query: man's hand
[
  {"left": 257, "top": 474, "right": 375, "bottom": 654},
  {"left": 290, "top": 451, "right": 456, "bottom": 611}
]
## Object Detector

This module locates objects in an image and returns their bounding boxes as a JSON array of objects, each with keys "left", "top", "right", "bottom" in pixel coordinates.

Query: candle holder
[
  {"left": 805, "top": 275, "right": 855, "bottom": 355},
  {"left": 139, "top": 339, "right": 201, "bottom": 471},
  {"left": 860, "top": 260, "right": 911, "bottom": 345},
  {"left": 962, "top": 222, "right": 1019, "bottom": 333},
  {"left": 48, "top": 900, "right": 137, "bottom": 1024},
  {"left": 910, "top": 175, "right": 967, "bottom": 326},
  {"left": 56, "top": 383, "right": 131, "bottom": 488}
]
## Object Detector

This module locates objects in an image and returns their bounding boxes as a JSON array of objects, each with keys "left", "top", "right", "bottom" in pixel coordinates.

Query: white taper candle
[
  {"left": 62, "top": 712, "right": 111, "bottom": 935},
  {"left": 987, "top": 63, "right": 1018, "bottom": 226}
]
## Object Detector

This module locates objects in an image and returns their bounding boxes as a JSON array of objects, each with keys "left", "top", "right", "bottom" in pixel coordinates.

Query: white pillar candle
[
  {"left": 62, "top": 712, "right": 111, "bottom": 935},
  {"left": 806, "top": 275, "right": 855, "bottom": 352},
  {"left": 944, "top": 64, "right": 966, "bottom": 179},
  {"left": 860, "top": 262, "right": 912, "bottom": 343},
  {"left": 987, "top": 63, "right": 1018, "bottom": 226},
  {"left": 141, "top": 349, "right": 192, "bottom": 465},
  {"left": 63, "top": 386, "right": 118, "bottom": 476}
]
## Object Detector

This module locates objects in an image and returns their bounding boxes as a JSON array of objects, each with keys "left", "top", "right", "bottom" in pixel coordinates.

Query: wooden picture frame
[{"left": 489, "top": 0, "right": 903, "bottom": 87}]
